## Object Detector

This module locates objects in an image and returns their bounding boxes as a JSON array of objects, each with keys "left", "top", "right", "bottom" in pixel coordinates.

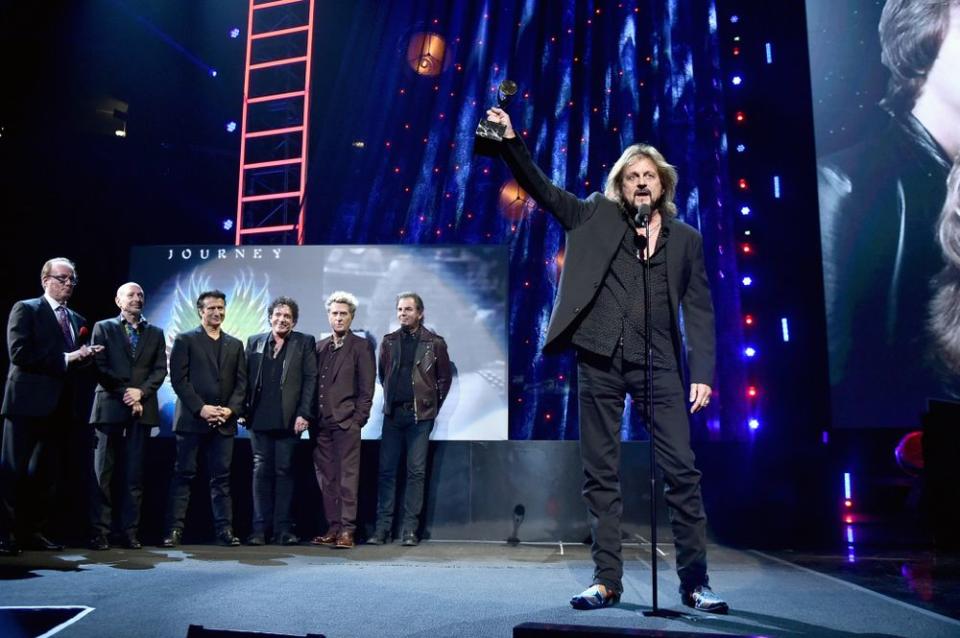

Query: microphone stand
[{"left": 635, "top": 206, "right": 682, "bottom": 619}]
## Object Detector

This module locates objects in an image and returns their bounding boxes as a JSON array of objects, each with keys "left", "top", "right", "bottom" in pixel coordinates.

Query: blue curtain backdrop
[{"left": 305, "top": 0, "right": 746, "bottom": 441}]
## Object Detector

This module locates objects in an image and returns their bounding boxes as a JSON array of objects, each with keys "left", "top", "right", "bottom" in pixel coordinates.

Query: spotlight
[
  {"left": 740, "top": 205, "right": 751, "bottom": 215},
  {"left": 209, "top": 69, "right": 218, "bottom": 78},
  {"left": 736, "top": 144, "right": 746, "bottom": 152},
  {"left": 748, "top": 418, "right": 759, "bottom": 430},
  {"left": 222, "top": 219, "right": 234, "bottom": 231},
  {"left": 229, "top": 27, "right": 241, "bottom": 39},
  {"left": 731, "top": 75, "right": 742, "bottom": 86},
  {"left": 735, "top": 111, "right": 745, "bottom": 123},
  {"left": 225, "top": 121, "right": 237, "bottom": 133},
  {"left": 744, "top": 314, "right": 754, "bottom": 326},
  {"left": 742, "top": 276, "right": 753, "bottom": 286},
  {"left": 730, "top": 15, "right": 740, "bottom": 23},
  {"left": 746, "top": 386, "right": 758, "bottom": 398},
  {"left": 744, "top": 347, "right": 756, "bottom": 358}
]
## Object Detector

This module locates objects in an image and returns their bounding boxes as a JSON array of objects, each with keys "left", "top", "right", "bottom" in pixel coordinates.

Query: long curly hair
[{"left": 929, "top": 155, "right": 960, "bottom": 376}]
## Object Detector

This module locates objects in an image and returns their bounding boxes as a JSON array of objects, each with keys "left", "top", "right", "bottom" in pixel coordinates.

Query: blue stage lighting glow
[
  {"left": 209, "top": 69, "right": 218, "bottom": 78},
  {"left": 226, "top": 121, "right": 237, "bottom": 133},
  {"left": 765, "top": 42, "right": 773, "bottom": 64},
  {"left": 822, "top": 431, "right": 829, "bottom": 444},
  {"left": 222, "top": 219, "right": 234, "bottom": 231},
  {"left": 229, "top": 28, "right": 241, "bottom": 39},
  {"left": 744, "top": 346, "right": 756, "bottom": 358},
  {"left": 730, "top": 15, "right": 740, "bottom": 23},
  {"left": 732, "top": 75, "right": 742, "bottom": 86},
  {"left": 740, "top": 205, "right": 751, "bottom": 216},
  {"left": 781, "top": 317, "right": 790, "bottom": 342},
  {"left": 748, "top": 418, "right": 759, "bottom": 430},
  {"left": 736, "top": 144, "right": 746, "bottom": 153},
  {"left": 742, "top": 276, "right": 753, "bottom": 286},
  {"left": 844, "top": 472, "right": 852, "bottom": 499},
  {"left": 773, "top": 175, "right": 781, "bottom": 198},
  {"left": 846, "top": 526, "right": 855, "bottom": 544}
]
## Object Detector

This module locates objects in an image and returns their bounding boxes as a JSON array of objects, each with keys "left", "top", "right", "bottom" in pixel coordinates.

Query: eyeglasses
[{"left": 47, "top": 274, "right": 78, "bottom": 286}]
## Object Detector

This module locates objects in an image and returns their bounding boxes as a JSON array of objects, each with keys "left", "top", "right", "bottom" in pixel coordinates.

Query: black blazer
[
  {"left": 89, "top": 316, "right": 167, "bottom": 425},
  {"left": 500, "top": 136, "right": 716, "bottom": 385},
  {"left": 244, "top": 330, "right": 317, "bottom": 431},
  {"left": 169, "top": 326, "right": 246, "bottom": 435},
  {"left": 2, "top": 296, "right": 89, "bottom": 418}
]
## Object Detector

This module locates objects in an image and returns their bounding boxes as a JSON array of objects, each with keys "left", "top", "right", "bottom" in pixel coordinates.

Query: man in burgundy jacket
[{"left": 310, "top": 291, "right": 375, "bottom": 549}]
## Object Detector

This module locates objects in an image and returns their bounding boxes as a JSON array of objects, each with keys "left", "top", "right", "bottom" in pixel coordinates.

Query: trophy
[{"left": 474, "top": 79, "right": 519, "bottom": 156}]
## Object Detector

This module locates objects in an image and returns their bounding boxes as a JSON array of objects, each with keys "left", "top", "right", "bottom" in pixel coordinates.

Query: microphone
[
  {"left": 78, "top": 326, "right": 89, "bottom": 341},
  {"left": 634, "top": 202, "right": 652, "bottom": 227}
]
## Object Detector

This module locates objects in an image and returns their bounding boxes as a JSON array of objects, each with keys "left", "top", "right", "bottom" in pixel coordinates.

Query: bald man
[{"left": 87, "top": 282, "right": 167, "bottom": 550}]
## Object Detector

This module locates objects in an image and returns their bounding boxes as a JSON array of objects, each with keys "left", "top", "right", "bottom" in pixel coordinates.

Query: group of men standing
[{"left": 0, "top": 257, "right": 451, "bottom": 555}]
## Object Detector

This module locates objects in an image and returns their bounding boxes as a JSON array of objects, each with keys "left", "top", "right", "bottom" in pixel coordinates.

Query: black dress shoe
[
  {"left": 277, "top": 532, "right": 300, "bottom": 546},
  {"left": 28, "top": 533, "right": 64, "bottom": 551},
  {"left": 366, "top": 530, "right": 391, "bottom": 545},
  {"left": 160, "top": 529, "right": 182, "bottom": 548},
  {"left": 216, "top": 528, "right": 240, "bottom": 547},
  {"left": 245, "top": 532, "right": 266, "bottom": 546},
  {"left": 0, "top": 536, "right": 21, "bottom": 556},
  {"left": 89, "top": 535, "right": 110, "bottom": 551},
  {"left": 400, "top": 531, "right": 419, "bottom": 546},
  {"left": 123, "top": 535, "right": 142, "bottom": 550}
]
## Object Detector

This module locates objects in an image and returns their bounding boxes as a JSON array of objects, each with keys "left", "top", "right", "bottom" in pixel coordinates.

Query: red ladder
[{"left": 234, "top": 0, "right": 316, "bottom": 245}]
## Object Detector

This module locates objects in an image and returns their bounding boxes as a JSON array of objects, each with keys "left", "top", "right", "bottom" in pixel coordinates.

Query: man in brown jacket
[
  {"left": 310, "top": 291, "right": 375, "bottom": 549},
  {"left": 368, "top": 292, "right": 451, "bottom": 546}
]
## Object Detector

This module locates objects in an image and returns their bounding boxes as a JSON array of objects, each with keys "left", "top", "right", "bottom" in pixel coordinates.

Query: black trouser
[
  {"left": 0, "top": 412, "right": 67, "bottom": 540},
  {"left": 165, "top": 431, "right": 235, "bottom": 534},
  {"left": 374, "top": 406, "right": 433, "bottom": 535},
  {"left": 577, "top": 348, "right": 708, "bottom": 594},
  {"left": 250, "top": 429, "right": 297, "bottom": 536},
  {"left": 90, "top": 420, "right": 148, "bottom": 537}
]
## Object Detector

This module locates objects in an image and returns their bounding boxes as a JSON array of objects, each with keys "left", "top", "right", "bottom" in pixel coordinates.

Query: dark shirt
[
  {"left": 201, "top": 332, "right": 223, "bottom": 371},
  {"left": 317, "top": 339, "right": 345, "bottom": 423},
  {"left": 390, "top": 328, "right": 419, "bottom": 406},
  {"left": 572, "top": 225, "right": 676, "bottom": 367},
  {"left": 251, "top": 337, "right": 286, "bottom": 429},
  {"left": 120, "top": 315, "right": 144, "bottom": 353}
]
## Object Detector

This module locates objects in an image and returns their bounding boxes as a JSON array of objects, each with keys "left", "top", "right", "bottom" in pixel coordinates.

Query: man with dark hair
[
  {"left": 88, "top": 282, "right": 167, "bottom": 550},
  {"left": 368, "top": 293, "right": 451, "bottom": 546},
  {"left": 818, "top": 0, "right": 960, "bottom": 426},
  {"left": 243, "top": 296, "right": 316, "bottom": 546},
  {"left": 161, "top": 290, "right": 246, "bottom": 547},
  {"left": 1, "top": 258, "right": 102, "bottom": 555},
  {"left": 310, "top": 291, "right": 375, "bottom": 549},
  {"left": 487, "top": 108, "right": 725, "bottom": 613}
]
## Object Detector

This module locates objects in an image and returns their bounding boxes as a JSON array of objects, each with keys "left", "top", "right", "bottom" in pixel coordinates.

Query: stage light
[
  {"left": 732, "top": 46, "right": 741, "bottom": 56},
  {"left": 229, "top": 27, "right": 240, "bottom": 39},
  {"left": 746, "top": 386, "right": 758, "bottom": 398},
  {"left": 225, "top": 121, "right": 237, "bottom": 133},
  {"left": 742, "top": 276, "right": 753, "bottom": 286},
  {"left": 736, "top": 144, "right": 746, "bottom": 153},
  {"left": 740, "top": 205, "right": 751, "bottom": 215},
  {"left": 735, "top": 111, "right": 745, "bottom": 123},
  {"left": 844, "top": 515, "right": 854, "bottom": 524},
  {"left": 744, "top": 314, "right": 754, "bottom": 326},
  {"left": 843, "top": 472, "right": 852, "bottom": 499},
  {"left": 741, "top": 243, "right": 752, "bottom": 254},
  {"left": 844, "top": 499, "right": 852, "bottom": 508},
  {"left": 209, "top": 69, "right": 218, "bottom": 77},
  {"left": 731, "top": 75, "right": 742, "bottom": 86},
  {"left": 222, "top": 219, "right": 234, "bottom": 231},
  {"left": 499, "top": 179, "right": 534, "bottom": 221},
  {"left": 781, "top": 317, "right": 790, "bottom": 342},
  {"left": 744, "top": 347, "right": 756, "bottom": 358},
  {"left": 765, "top": 42, "right": 774, "bottom": 64},
  {"left": 738, "top": 178, "right": 748, "bottom": 190},
  {"left": 114, "top": 129, "right": 126, "bottom": 138},
  {"left": 773, "top": 175, "right": 781, "bottom": 198},
  {"left": 407, "top": 32, "right": 447, "bottom": 76},
  {"left": 748, "top": 418, "right": 759, "bottom": 430},
  {"left": 730, "top": 15, "right": 740, "bottom": 23},
  {"left": 822, "top": 431, "right": 829, "bottom": 445}
]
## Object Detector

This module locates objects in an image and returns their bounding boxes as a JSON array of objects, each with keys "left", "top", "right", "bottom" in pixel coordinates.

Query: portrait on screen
[{"left": 808, "top": 0, "right": 960, "bottom": 427}]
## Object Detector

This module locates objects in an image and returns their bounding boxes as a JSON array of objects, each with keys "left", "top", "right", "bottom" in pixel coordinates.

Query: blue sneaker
[
  {"left": 570, "top": 584, "right": 620, "bottom": 610},
  {"left": 681, "top": 585, "right": 729, "bottom": 614}
]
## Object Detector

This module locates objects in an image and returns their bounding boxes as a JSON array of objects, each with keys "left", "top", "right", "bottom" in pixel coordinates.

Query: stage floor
[{"left": 1, "top": 540, "right": 958, "bottom": 637}]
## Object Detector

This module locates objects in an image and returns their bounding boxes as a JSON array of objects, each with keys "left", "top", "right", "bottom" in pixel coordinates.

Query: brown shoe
[
  {"left": 310, "top": 531, "right": 338, "bottom": 546},
  {"left": 334, "top": 531, "right": 355, "bottom": 549}
]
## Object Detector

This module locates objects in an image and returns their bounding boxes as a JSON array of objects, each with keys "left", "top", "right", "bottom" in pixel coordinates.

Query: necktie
[
  {"left": 56, "top": 306, "right": 75, "bottom": 350},
  {"left": 126, "top": 322, "right": 140, "bottom": 353}
]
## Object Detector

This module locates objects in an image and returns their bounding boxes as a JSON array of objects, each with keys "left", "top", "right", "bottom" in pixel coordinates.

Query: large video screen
[
  {"left": 130, "top": 245, "right": 508, "bottom": 440},
  {"left": 808, "top": 0, "right": 959, "bottom": 428}
]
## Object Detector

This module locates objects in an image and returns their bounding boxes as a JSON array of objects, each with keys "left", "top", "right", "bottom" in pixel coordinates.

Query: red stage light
[
  {"left": 735, "top": 111, "right": 746, "bottom": 123},
  {"left": 845, "top": 515, "right": 854, "bottom": 524},
  {"left": 733, "top": 46, "right": 740, "bottom": 56},
  {"left": 844, "top": 500, "right": 852, "bottom": 508},
  {"left": 744, "top": 314, "right": 754, "bottom": 326},
  {"left": 738, "top": 178, "right": 749, "bottom": 190},
  {"left": 746, "top": 386, "right": 758, "bottom": 398},
  {"left": 741, "top": 243, "right": 752, "bottom": 254}
]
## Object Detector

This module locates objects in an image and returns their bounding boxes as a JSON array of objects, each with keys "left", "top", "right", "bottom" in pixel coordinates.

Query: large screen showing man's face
[
  {"left": 808, "top": 0, "right": 960, "bottom": 428},
  {"left": 131, "top": 245, "right": 509, "bottom": 440}
]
